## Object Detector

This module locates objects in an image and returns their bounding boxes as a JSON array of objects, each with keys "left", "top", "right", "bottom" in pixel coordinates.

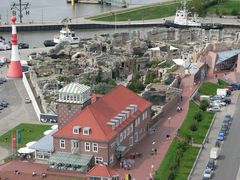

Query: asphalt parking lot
[{"left": 0, "top": 76, "right": 39, "bottom": 136}]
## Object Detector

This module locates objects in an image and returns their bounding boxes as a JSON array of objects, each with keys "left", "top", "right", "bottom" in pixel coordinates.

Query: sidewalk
[
  {"left": 115, "top": 77, "right": 199, "bottom": 179},
  {"left": 190, "top": 90, "right": 239, "bottom": 180}
]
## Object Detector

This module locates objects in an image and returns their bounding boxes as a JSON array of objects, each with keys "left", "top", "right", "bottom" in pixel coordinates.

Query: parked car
[
  {"left": 207, "top": 158, "right": 216, "bottom": 170},
  {"left": 231, "top": 83, "right": 240, "bottom": 90},
  {"left": 210, "top": 96, "right": 224, "bottom": 101},
  {"left": 1, "top": 100, "right": 8, "bottom": 105},
  {"left": 225, "top": 85, "right": 233, "bottom": 91},
  {"left": 223, "top": 98, "right": 231, "bottom": 104},
  {"left": 209, "top": 101, "right": 226, "bottom": 107},
  {"left": 0, "top": 101, "right": 7, "bottom": 108},
  {"left": 223, "top": 114, "right": 232, "bottom": 125},
  {"left": 18, "top": 42, "right": 29, "bottom": 49},
  {"left": 220, "top": 125, "right": 228, "bottom": 135},
  {"left": 217, "top": 132, "right": 225, "bottom": 141},
  {"left": 203, "top": 168, "right": 213, "bottom": 179},
  {"left": 25, "top": 97, "right": 32, "bottom": 103},
  {"left": 207, "top": 106, "right": 222, "bottom": 112},
  {"left": 0, "top": 77, "right": 7, "bottom": 82}
]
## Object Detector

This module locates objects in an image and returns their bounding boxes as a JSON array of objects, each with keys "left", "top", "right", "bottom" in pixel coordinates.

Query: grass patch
[
  {"left": 0, "top": 123, "right": 52, "bottom": 149},
  {"left": 155, "top": 139, "right": 180, "bottom": 180},
  {"left": 175, "top": 146, "right": 200, "bottom": 180},
  {"left": 89, "top": 2, "right": 180, "bottom": 21},
  {"left": 198, "top": 80, "right": 229, "bottom": 96},
  {"left": 207, "top": 0, "right": 240, "bottom": 16},
  {"left": 198, "top": 82, "right": 219, "bottom": 96},
  {"left": 178, "top": 101, "right": 214, "bottom": 144},
  {"left": 155, "top": 139, "right": 200, "bottom": 180}
]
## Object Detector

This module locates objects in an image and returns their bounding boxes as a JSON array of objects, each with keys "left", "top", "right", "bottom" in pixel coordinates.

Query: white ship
[
  {"left": 174, "top": 0, "right": 201, "bottom": 26},
  {"left": 53, "top": 24, "right": 80, "bottom": 44},
  {"left": 165, "top": 0, "right": 202, "bottom": 28}
]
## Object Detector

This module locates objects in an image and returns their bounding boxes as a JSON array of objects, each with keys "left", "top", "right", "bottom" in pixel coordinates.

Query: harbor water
[{"left": 0, "top": 0, "right": 170, "bottom": 24}]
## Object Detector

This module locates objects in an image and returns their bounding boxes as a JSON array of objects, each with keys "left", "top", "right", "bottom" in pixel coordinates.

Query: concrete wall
[{"left": 22, "top": 72, "right": 41, "bottom": 120}]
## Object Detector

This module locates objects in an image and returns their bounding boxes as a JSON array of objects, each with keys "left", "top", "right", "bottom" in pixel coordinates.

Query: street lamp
[
  {"left": 167, "top": 117, "right": 171, "bottom": 139},
  {"left": 111, "top": 12, "right": 117, "bottom": 33}
]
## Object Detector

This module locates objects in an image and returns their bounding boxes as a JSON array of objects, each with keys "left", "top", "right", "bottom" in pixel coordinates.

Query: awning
[
  {"left": 49, "top": 152, "right": 93, "bottom": 167},
  {"left": 26, "top": 141, "right": 36, "bottom": 147},
  {"left": 44, "top": 129, "right": 54, "bottom": 135},
  {"left": 116, "top": 145, "right": 127, "bottom": 152},
  {"left": 18, "top": 147, "right": 35, "bottom": 154}
]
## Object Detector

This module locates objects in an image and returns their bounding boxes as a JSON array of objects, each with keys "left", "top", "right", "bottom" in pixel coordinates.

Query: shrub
[
  {"left": 194, "top": 111, "right": 203, "bottom": 122},
  {"left": 231, "top": 9, "right": 238, "bottom": 16},
  {"left": 200, "top": 100, "right": 209, "bottom": 111},
  {"left": 190, "top": 123, "right": 198, "bottom": 131}
]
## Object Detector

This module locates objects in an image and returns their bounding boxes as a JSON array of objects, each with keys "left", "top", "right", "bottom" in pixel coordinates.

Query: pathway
[{"left": 115, "top": 77, "right": 199, "bottom": 179}]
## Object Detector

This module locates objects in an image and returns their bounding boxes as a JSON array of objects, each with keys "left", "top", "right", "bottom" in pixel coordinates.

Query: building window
[
  {"left": 110, "top": 154, "right": 114, "bottom": 164},
  {"left": 83, "top": 127, "right": 90, "bottom": 135},
  {"left": 73, "top": 126, "right": 81, "bottom": 134},
  {"left": 95, "top": 157, "right": 103, "bottom": 164},
  {"left": 60, "top": 139, "right": 65, "bottom": 149},
  {"left": 92, "top": 143, "right": 98, "bottom": 152},
  {"left": 123, "top": 129, "right": 126, "bottom": 139},
  {"left": 130, "top": 123, "right": 133, "bottom": 133},
  {"left": 126, "top": 127, "right": 130, "bottom": 136},
  {"left": 120, "top": 133, "right": 123, "bottom": 143},
  {"left": 85, "top": 142, "right": 91, "bottom": 152}
]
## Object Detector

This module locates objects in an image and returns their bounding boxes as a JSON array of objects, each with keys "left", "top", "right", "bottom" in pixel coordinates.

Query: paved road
[
  {"left": 0, "top": 65, "right": 39, "bottom": 162},
  {"left": 213, "top": 93, "right": 240, "bottom": 180},
  {"left": 191, "top": 91, "right": 239, "bottom": 180}
]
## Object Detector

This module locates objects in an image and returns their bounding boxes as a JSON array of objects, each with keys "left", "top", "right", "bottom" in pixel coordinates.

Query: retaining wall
[{"left": 22, "top": 72, "right": 41, "bottom": 120}]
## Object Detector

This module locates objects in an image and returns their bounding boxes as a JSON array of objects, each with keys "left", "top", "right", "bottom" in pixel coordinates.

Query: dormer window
[
  {"left": 83, "top": 127, "right": 91, "bottom": 135},
  {"left": 73, "top": 126, "right": 81, "bottom": 134}
]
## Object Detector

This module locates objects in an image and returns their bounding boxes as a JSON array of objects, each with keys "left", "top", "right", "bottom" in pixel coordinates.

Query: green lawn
[
  {"left": 198, "top": 80, "right": 229, "bottom": 96},
  {"left": 155, "top": 139, "right": 200, "bottom": 180},
  {"left": 175, "top": 146, "right": 200, "bottom": 180},
  {"left": 178, "top": 101, "right": 214, "bottom": 144},
  {"left": 155, "top": 139, "right": 180, "bottom": 180},
  {"left": 207, "top": 0, "right": 240, "bottom": 15},
  {"left": 0, "top": 123, "right": 52, "bottom": 149},
  {"left": 88, "top": 2, "right": 180, "bottom": 21}
]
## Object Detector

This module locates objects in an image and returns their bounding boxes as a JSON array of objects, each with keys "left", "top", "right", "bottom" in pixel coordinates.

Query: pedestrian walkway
[
  {"left": 115, "top": 77, "right": 199, "bottom": 179},
  {"left": 190, "top": 91, "right": 239, "bottom": 180},
  {"left": 0, "top": 146, "right": 10, "bottom": 163}
]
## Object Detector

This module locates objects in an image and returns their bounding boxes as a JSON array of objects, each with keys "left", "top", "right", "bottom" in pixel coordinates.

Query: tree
[
  {"left": 92, "top": 83, "right": 114, "bottom": 94},
  {"left": 127, "top": 73, "right": 145, "bottom": 93},
  {"left": 194, "top": 111, "right": 203, "bottom": 122},
  {"left": 144, "top": 72, "right": 155, "bottom": 85},
  {"left": 96, "top": 67, "right": 103, "bottom": 83},
  {"left": 190, "top": 123, "right": 198, "bottom": 131}
]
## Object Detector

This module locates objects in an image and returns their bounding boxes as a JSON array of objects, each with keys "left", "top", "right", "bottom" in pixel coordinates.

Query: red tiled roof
[
  {"left": 54, "top": 85, "right": 151, "bottom": 142},
  {"left": 87, "top": 164, "right": 119, "bottom": 178}
]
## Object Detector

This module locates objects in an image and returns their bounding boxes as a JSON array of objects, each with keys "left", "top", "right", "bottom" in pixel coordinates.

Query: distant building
[{"left": 50, "top": 85, "right": 151, "bottom": 172}]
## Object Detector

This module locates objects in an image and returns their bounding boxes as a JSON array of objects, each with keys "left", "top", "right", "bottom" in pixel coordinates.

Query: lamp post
[
  {"left": 111, "top": 12, "right": 117, "bottom": 33},
  {"left": 167, "top": 117, "right": 171, "bottom": 138}
]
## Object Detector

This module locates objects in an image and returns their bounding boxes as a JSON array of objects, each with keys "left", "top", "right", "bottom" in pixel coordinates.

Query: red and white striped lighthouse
[{"left": 7, "top": 15, "right": 22, "bottom": 78}]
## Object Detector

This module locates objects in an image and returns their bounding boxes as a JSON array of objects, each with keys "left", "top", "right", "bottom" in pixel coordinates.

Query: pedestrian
[
  {"left": 151, "top": 148, "right": 154, "bottom": 155},
  {"left": 181, "top": 95, "right": 183, "bottom": 101},
  {"left": 154, "top": 148, "right": 157, "bottom": 155}
]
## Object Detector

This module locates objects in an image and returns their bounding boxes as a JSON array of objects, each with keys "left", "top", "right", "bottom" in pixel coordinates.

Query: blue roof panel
[{"left": 217, "top": 49, "right": 240, "bottom": 64}]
